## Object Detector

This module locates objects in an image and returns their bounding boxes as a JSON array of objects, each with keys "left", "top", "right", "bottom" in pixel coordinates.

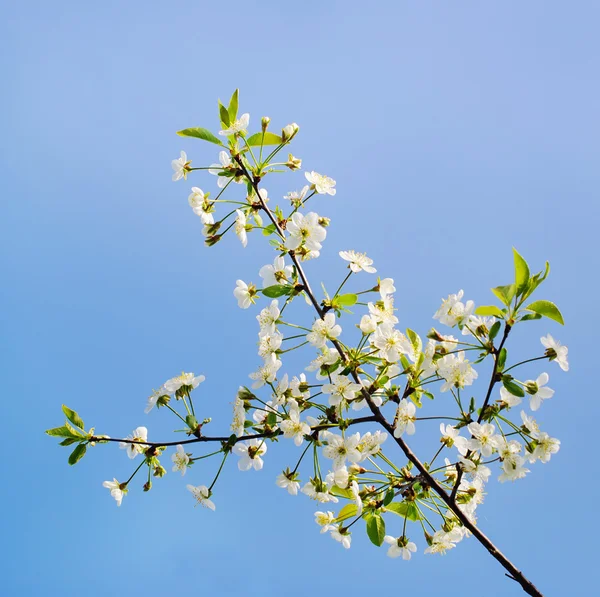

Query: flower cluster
[{"left": 48, "top": 91, "right": 566, "bottom": 596}]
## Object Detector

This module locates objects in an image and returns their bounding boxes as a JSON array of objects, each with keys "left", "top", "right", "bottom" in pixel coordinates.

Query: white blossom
[
  {"left": 188, "top": 187, "right": 214, "bottom": 224},
  {"left": 541, "top": 334, "right": 569, "bottom": 371},
  {"left": 276, "top": 472, "right": 300, "bottom": 495},
  {"left": 171, "top": 151, "right": 190, "bottom": 181},
  {"left": 249, "top": 355, "right": 282, "bottom": 389},
  {"left": 285, "top": 211, "right": 327, "bottom": 257},
  {"left": 372, "top": 323, "right": 412, "bottom": 363},
  {"left": 280, "top": 407, "right": 311, "bottom": 446},
  {"left": 305, "top": 171, "right": 336, "bottom": 196},
  {"left": 433, "top": 290, "right": 474, "bottom": 328},
  {"left": 233, "top": 438, "right": 268, "bottom": 471},
  {"left": 257, "top": 300, "right": 280, "bottom": 335},
  {"left": 467, "top": 422, "right": 500, "bottom": 458},
  {"left": 102, "top": 479, "right": 126, "bottom": 506},
  {"left": 322, "top": 431, "right": 362, "bottom": 470},
  {"left": 528, "top": 433, "right": 560, "bottom": 463},
  {"left": 234, "top": 279, "right": 258, "bottom": 309},
  {"left": 394, "top": 401, "right": 416, "bottom": 437},
  {"left": 440, "top": 424, "right": 469, "bottom": 455},
  {"left": 307, "top": 313, "right": 342, "bottom": 348},
  {"left": 164, "top": 372, "right": 205, "bottom": 394},
  {"left": 259, "top": 256, "right": 293, "bottom": 288},
  {"left": 119, "top": 426, "right": 148, "bottom": 459},
  {"left": 378, "top": 278, "right": 396, "bottom": 299},
  {"left": 323, "top": 374, "right": 362, "bottom": 406},
  {"left": 339, "top": 250, "right": 376, "bottom": 273},
  {"left": 171, "top": 444, "right": 190, "bottom": 476},
  {"left": 186, "top": 484, "right": 215, "bottom": 510},
  {"left": 234, "top": 210, "right": 248, "bottom": 247},
  {"left": 525, "top": 372, "right": 554, "bottom": 411},
  {"left": 437, "top": 352, "right": 478, "bottom": 392},
  {"left": 219, "top": 113, "right": 250, "bottom": 136},
  {"left": 384, "top": 536, "right": 417, "bottom": 560}
]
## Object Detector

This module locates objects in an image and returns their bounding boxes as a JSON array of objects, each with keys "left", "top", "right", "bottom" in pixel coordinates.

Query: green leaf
[
  {"left": 329, "top": 486, "right": 352, "bottom": 499},
  {"left": 68, "top": 443, "right": 87, "bottom": 465},
  {"left": 366, "top": 513, "right": 386, "bottom": 546},
  {"left": 46, "top": 424, "right": 86, "bottom": 440},
  {"left": 335, "top": 504, "right": 358, "bottom": 523},
  {"left": 218, "top": 101, "right": 230, "bottom": 128},
  {"left": 227, "top": 89, "right": 239, "bottom": 123},
  {"left": 491, "top": 284, "right": 516, "bottom": 306},
  {"left": 383, "top": 489, "right": 395, "bottom": 506},
  {"left": 334, "top": 293, "right": 358, "bottom": 307},
  {"left": 475, "top": 305, "right": 505, "bottom": 318},
  {"left": 513, "top": 248, "right": 530, "bottom": 295},
  {"left": 524, "top": 300, "right": 564, "bottom": 325},
  {"left": 176, "top": 127, "right": 222, "bottom": 145},
  {"left": 520, "top": 313, "right": 542, "bottom": 322},
  {"left": 502, "top": 378, "right": 525, "bottom": 397},
  {"left": 262, "top": 223, "right": 277, "bottom": 236},
  {"left": 489, "top": 320, "right": 501, "bottom": 340},
  {"left": 386, "top": 501, "right": 420, "bottom": 521},
  {"left": 406, "top": 328, "right": 422, "bottom": 354},
  {"left": 246, "top": 132, "right": 283, "bottom": 146},
  {"left": 497, "top": 347, "right": 507, "bottom": 371},
  {"left": 62, "top": 405, "right": 85, "bottom": 431},
  {"left": 262, "top": 284, "right": 292, "bottom": 298},
  {"left": 59, "top": 437, "right": 79, "bottom": 446}
]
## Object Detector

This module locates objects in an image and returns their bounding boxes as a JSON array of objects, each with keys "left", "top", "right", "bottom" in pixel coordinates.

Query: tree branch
[{"left": 234, "top": 157, "right": 543, "bottom": 597}]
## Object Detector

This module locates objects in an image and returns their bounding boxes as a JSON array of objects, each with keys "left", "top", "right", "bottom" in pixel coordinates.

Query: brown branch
[
  {"left": 450, "top": 323, "right": 512, "bottom": 501},
  {"left": 234, "top": 156, "right": 543, "bottom": 596},
  {"left": 91, "top": 416, "right": 377, "bottom": 448}
]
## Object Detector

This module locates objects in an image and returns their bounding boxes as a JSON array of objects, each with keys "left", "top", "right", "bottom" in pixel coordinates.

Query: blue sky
[{"left": 2, "top": 1, "right": 598, "bottom": 595}]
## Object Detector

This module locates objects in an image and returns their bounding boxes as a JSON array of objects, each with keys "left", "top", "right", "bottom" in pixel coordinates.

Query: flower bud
[
  {"left": 143, "top": 481, "right": 152, "bottom": 492},
  {"left": 281, "top": 122, "right": 299, "bottom": 141},
  {"left": 204, "top": 234, "right": 222, "bottom": 247},
  {"left": 153, "top": 464, "right": 167, "bottom": 478},
  {"left": 286, "top": 154, "right": 302, "bottom": 171},
  {"left": 318, "top": 216, "right": 331, "bottom": 227},
  {"left": 261, "top": 116, "right": 271, "bottom": 132}
]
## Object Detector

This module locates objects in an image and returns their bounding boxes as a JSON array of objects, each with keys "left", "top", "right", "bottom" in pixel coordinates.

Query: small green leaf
[
  {"left": 262, "top": 284, "right": 292, "bottom": 298},
  {"left": 262, "top": 223, "right": 277, "bottom": 236},
  {"left": 383, "top": 489, "right": 395, "bottom": 506},
  {"left": 68, "top": 443, "right": 87, "bottom": 466},
  {"left": 176, "top": 127, "right": 222, "bottom": 145},
  {"left": 502, "top": 378, "right": 525, "bottom": 397},
  {"left": 386, "top": 501, "right": 420, "bottom": 521},
  {"left": 520, "top": 313, "right": 542, "bottom": 322},
  {"left": 524, "top": 300, "right": 564, "bottom": 325},
  {"left": 218, "top": 101, "right": 230, "bottom": 128},
  {"left": 366, "top": 513, "right": 386, "bottom": 546},
  {"left": 227, "top": 89, "right": 239, "bottom": 123},
  {"left": 335, "top": 504, "right": 358, "bottom": 523},
  {"left": 246, "top": 132, "right": 283, "bottom": 146},
  {"left": 46, "top": 424, "right": 86, "bottom": 440},
  {"left": 491, "top": 284, "right": 516, "bottom": 306},
  {"left": 334, "top": 293, "right": 358, "bottom": 307},
  {"left": 62, "top": 405, "right": 85, "bottom": 431},
  {"left": 59, "top": 437, "right": 79, "bottom": 446},
  {"left": 489, "top": 321, "right": 501, "bottom": 340},
  {"left": 497, "top": 347, "right": 507, "bottom": 371},
  {"left": 406, "top": 328, "right": 422, "bottom": 354},
  {"left": 475, "top": 305, "right": 505, "bottom": 318},
  {"left": 513, "top": 248, "right": 530, "bottom": 295},
  {"left": 329, "top": 486, "right": 352, "bottom": 499}
]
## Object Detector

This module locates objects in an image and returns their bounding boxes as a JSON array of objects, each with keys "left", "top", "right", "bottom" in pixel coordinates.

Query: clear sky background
[{"left": 2, "top": 1, "right": 598, "bottom": 595}]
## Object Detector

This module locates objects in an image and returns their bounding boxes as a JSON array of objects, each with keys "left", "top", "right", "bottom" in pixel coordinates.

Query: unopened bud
[
  {"left": 427, "top": 328, "right": 445, "bottom": 342},
  {"left": 153, "top": 464, "right": 167, "bottom": 478},
  {"left": 261, "top": 116, "right": 271, "bottom": 132},
  {"left": 318, "top": 216, "right": 330, "bottom": 227},
  {"left": 205, "top": 234, "right": 222, "bottom": 247},
  {"left": 281, "top": 123, "right": 299, "bottom": 141},
  {"left": 143, "top": 481, "right": 152, "bottom": 492}
]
